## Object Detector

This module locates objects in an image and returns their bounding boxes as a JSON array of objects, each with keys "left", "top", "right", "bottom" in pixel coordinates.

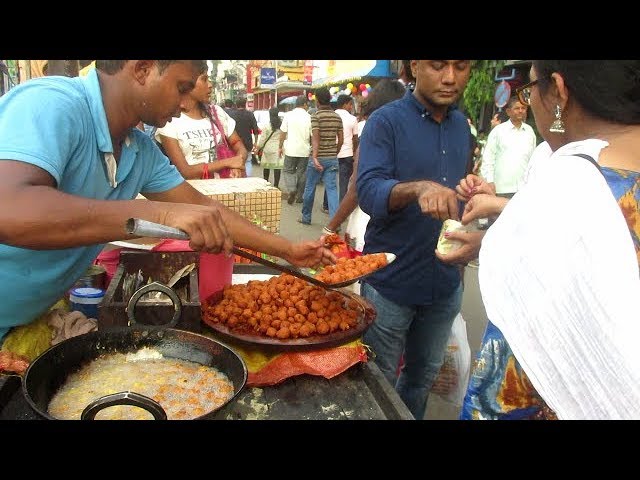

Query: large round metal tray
[{"left": 201, "top": 288, "right": 376, "bottom": 351}]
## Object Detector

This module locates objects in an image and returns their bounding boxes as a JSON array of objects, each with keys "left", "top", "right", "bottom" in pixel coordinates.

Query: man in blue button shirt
[
  {"left": 0, "top": 60, "right": 334, "bottom": 344},
  {"left": 357, "top": 60, "right": 473, "bottom": 419}
]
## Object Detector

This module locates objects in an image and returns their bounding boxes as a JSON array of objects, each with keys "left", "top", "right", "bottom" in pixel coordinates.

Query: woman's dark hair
[
  {"left": 269, "top": 107, "right": 282, "bottom": 131},
  {"left": 96, "top": 60, "right": 207, "bottom": 76},
  {"left": 362, "top": 79, "right": 406, "bottom": 117},
  {"left": 534, "top": 60, "right": 640, "bottom": 124},
  {"left": 402, "top": 60, "right": 415, "bottom": 83}
]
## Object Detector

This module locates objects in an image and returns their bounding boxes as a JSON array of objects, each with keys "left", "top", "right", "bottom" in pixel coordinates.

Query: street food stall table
[
  {"left": 210, "top": 361, "right": 413, "bottom": 420},
  {"left": 0, "top": 264, "right": 413, "bottom": 420},
  {"left": 0, "top": 361, "right": 413, "bottom": 420}
]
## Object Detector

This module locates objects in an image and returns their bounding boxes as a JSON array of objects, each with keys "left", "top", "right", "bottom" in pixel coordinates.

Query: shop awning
[
  {"left": 279, "top": 96, "right": 298, "bottom": 106},
  {"left": 253, "top": 80, "right": 308, "bottom": 95},
  {"left": 311, "top": 60, "right": 392, "bottom": 88}
]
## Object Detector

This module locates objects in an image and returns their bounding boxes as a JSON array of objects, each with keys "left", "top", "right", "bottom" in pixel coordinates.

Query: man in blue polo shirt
[
  {"left": 357, "top": 60, "right": 473, "bottom": 420},
  {"left": 0, "top": 60, "right": 334, "bottom": 344}
]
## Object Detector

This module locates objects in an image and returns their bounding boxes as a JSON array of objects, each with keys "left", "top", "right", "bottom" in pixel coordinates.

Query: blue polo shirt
[
  {"left": 0, "top": 69, "right": 184, "bottom": 341},
  {"left": 357, "top": 90, "right": 470, "bottom": 306}
]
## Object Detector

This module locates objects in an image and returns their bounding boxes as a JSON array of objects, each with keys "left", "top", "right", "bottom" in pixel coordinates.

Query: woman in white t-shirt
[{"left": 156, "top": 72, "right": 246, "bottom": 179}]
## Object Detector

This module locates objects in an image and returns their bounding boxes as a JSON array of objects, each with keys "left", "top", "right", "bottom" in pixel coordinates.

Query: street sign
[
  {"left": 260, "top": 67, "right": 276, "bottom": 89},
  {"left": 494, "top": 80, "right": 511, "bottom": 108}
]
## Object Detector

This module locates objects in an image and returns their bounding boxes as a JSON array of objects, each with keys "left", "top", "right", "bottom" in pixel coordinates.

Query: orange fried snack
[
  {"left": 314, "top": 253, "right": 388, "bottom": 285},
  {"left": 323, "top": 233, "right": 349, "bottom": 256},
  {"left": 202, "top": 274, "right": 362, "bottom": 339},
  {"left": 323, "top": 233, "right": 343, "bottom": 245}
]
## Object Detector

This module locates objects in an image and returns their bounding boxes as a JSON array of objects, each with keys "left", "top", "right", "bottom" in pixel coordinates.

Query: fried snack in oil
[
  {"left": 202, "top": 275, "right": 361, "bottom": 339},
  {"left": 314, "top": 253, "right": 388, "bottom": 285}
]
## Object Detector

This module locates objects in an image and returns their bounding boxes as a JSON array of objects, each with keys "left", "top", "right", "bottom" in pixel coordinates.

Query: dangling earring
[{"left": 549, "top": 104, "right": 565, "bottom": 133}]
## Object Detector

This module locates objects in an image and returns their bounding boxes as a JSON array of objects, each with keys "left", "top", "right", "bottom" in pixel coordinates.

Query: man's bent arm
[
  {"left": 145, "top": 182, "right": 294, "bottom": 259},
  {"left": 0, "top": 160, "right": 171, "bottom": 249},
  {"left": 387, "top": 180, "right": 445, "bottom": 211}
]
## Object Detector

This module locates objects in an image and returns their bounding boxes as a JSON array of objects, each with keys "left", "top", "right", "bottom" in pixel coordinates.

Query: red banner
[{"left": 303, "top": 60, "right": 313, "bottom": 85}]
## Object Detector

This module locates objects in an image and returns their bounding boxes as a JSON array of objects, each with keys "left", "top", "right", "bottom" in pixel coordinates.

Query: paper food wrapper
[{"left": 436, "top": 219, "right": 466, "bottom": 255}]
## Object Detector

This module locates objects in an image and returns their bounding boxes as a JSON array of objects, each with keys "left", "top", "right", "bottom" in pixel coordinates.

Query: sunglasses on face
[{"left": 515, "top": 79, "right": 538, "bottom": 106}]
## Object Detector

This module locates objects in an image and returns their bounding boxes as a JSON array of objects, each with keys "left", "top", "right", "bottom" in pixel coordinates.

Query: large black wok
[{"left": 22, "top": 326, "right": 248, "bottom": 420}]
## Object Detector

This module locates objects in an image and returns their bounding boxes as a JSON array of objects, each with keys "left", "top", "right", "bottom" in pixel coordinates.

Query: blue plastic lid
[{"left": 70, "top": 287, "right": 105, "bottom": 298}]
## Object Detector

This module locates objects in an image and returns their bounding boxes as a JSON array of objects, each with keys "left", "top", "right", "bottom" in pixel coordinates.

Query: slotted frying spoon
[{"left": 125, "top": 218, "right": 395, "bottom": 289}]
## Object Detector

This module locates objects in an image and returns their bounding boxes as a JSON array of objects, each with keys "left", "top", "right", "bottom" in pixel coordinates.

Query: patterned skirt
[{"left": 460, "top": 321, "right": 556, "bottom": 420}]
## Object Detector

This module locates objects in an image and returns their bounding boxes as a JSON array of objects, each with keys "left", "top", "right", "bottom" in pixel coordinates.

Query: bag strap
[
  {"left": 261, "top": 129, "right": 275, "bottom": 149},
  {"left": 209, "top": 104, "right": 230, "bottom": 148},
  {"left": 573, "top": 153, "right": 603, "bottom": 176}
]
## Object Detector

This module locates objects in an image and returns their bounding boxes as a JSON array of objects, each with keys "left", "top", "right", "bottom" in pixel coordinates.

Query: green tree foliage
[{"left": 463, "top": 60, "right": 505, "bottom": 124}]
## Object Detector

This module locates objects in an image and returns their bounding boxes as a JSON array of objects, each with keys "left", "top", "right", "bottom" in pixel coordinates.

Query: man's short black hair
[
  {"left": 315, "top": 87, "right": 331, "bottom": 106},
  {"left": 95, "top": 60, "right": 207, "bottom": 75},
  {"left": 336, "top": 94, "right": 352, "bottom": 109},
  {"left": 295, "top": 95, "right": 308, "bottom": 108},
  {"left": 507, "top": 96, "right": 523, "bottom": 109}
]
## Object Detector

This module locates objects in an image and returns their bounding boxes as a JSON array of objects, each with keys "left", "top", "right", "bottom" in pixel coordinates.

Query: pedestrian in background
[
  {"left": 156, "top": 71, "right": 246, "bottom": 179},
  {"left": 226, "top": 97, "right": 260, "bottom": 176},
  {"left": 335, "top": 94, "right": 359, "bottom": 202},
  {"left": 256, "top": 107, "right": 284, "bottom": 188},
  {"left": 279, "top": 96, "right": 311, "bottom": 205},
  {"left": 299, "top": 87, "right": 343, "bottom": 225},
  {"left": 223, "top": 98, "right": 235, "bottom": 114},
  {"left": 480, "top": 96, "right": 537, "bottom": 198}
]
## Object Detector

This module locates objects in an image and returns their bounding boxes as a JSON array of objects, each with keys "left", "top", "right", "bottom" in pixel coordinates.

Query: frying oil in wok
[{"left": 48, "top": 349, "right": 234, "bottom": 420}]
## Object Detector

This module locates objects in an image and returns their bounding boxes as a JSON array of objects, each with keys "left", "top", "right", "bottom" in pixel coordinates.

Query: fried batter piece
[
  {"left": 0, "top": 350, "right": 30, "bottom": 375},
  {"left": 202, "top": 274, "right": 362, "bottom": 339},
  {"left": 314, "top": 253, "right": 388, "bottom": 285}
]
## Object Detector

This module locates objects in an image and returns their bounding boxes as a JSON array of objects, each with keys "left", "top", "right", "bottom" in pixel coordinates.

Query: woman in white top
[
  {"left": 446, "top": 60, "right": 640, "bottom": 420},
  {"left": 156, "top": 72, "right": 246, "bottom": 179},
  {"left": 255, "top": 107, "right": 284, "bottom": 187}
]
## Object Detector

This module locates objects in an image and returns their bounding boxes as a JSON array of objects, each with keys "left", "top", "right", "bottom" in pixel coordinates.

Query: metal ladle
[{"left": 125, "top": 218, "right": 336, "bottom": 288}]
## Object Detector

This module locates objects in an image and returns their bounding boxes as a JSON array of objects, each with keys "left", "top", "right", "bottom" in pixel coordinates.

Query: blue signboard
[
  {"left": 260, "top": 67, "right": 276, "bottom": 87},
  {"left": 494, "top": 80, "right": 511, "bottom": 108}
]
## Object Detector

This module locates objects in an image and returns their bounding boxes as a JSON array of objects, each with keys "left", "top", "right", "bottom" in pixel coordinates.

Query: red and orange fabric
[
  {"left": 201, "top": 329, "right": 367, "bottom": 387},
  {"left": 324, "top": 233, "right": 361, "bottom": 260},
  {"left": 230, "top": 338, "right": 367, "bottom": 387}
]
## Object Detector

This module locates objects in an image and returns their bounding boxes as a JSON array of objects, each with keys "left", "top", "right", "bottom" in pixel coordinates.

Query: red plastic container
[
  {"left": 95, "top": 248, "right": 123, "bottom": 286},
  {"left": 96, "top": 240, "right": 233, "bottom": 304},
  {"left": 198, "top": 252, "right": 234, "bottom": 302}
]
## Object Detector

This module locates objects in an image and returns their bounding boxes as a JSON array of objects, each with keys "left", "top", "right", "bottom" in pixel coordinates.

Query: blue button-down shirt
[{"left": 357, "top": 90, "right": 470, "bottom": 305}]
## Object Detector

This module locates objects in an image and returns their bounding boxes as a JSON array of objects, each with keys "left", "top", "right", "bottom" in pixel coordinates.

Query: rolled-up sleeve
[{"left": 356, "top": 113, "right": 399, "bottom": 219}]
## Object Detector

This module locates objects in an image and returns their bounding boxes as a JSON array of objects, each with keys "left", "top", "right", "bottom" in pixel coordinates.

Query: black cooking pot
[{"left": 22, "top": 326, "right": 248, "bottom": 420}]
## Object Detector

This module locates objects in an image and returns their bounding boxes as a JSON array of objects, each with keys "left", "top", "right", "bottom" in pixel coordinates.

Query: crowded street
[{"left": 0, "top": 59, "right": 638, "bottom": 421}]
